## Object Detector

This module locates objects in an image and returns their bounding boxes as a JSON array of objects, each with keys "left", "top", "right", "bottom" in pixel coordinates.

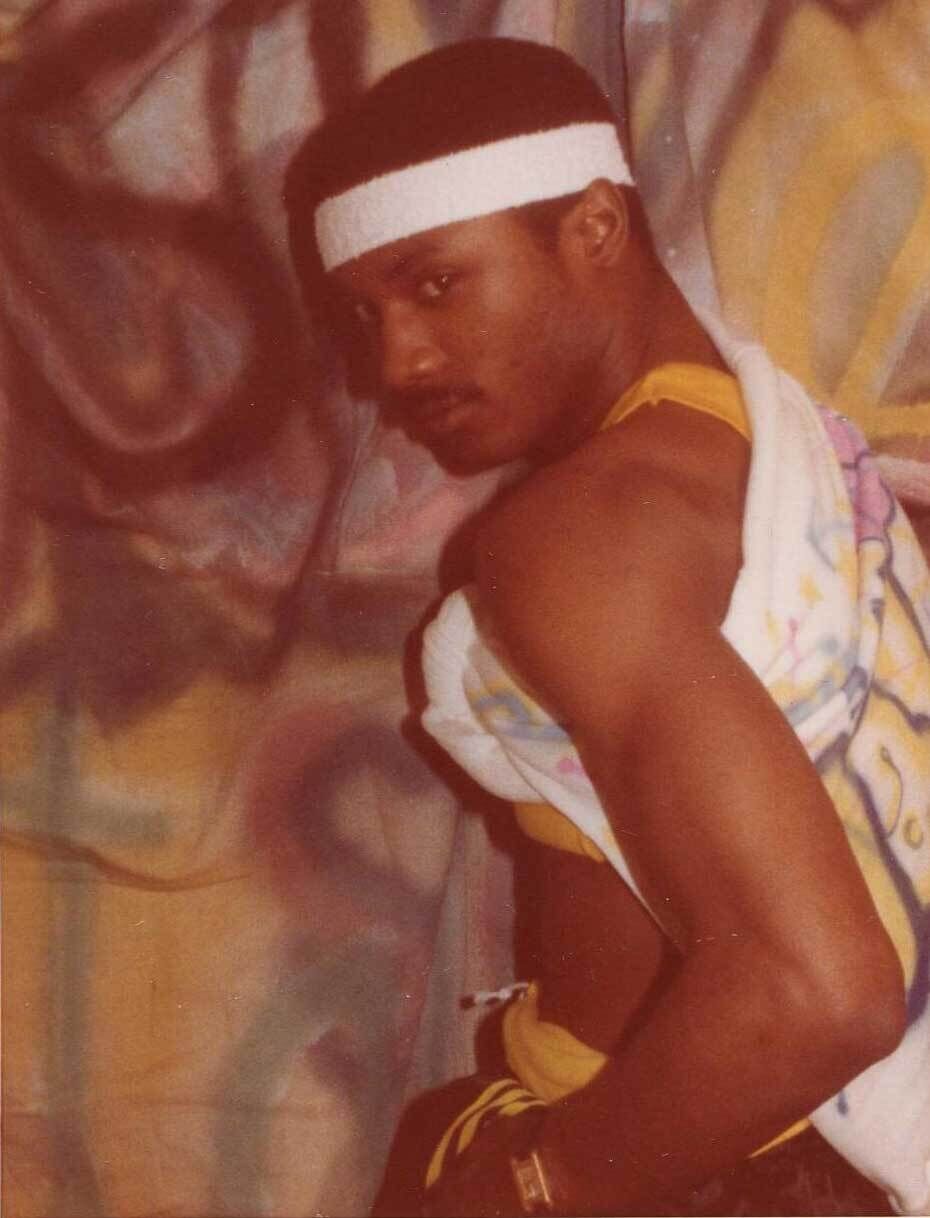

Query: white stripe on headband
[{"left": 314, "top": 121, "right": 633, "bottom": 271}]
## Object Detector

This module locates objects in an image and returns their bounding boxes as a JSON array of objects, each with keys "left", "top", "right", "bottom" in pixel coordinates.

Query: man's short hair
[{"left": 285, "top": 38, "right": 632, "bottom": 287}]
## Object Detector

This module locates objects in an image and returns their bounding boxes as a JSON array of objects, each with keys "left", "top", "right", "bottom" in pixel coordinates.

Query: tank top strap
[{"left": 601, "top": 362, "right": 750, "bottom": 439}]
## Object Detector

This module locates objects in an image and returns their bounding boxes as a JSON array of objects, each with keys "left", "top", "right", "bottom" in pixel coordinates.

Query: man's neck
[
  {"left": 636, "top": 271, "right": 725, "bottom": 375},
  {"left": 604, "top": 265, "right": 724, "bottom": 400},
  {"left": 536, "top": 265, "right": 724, "bottom": 463}
]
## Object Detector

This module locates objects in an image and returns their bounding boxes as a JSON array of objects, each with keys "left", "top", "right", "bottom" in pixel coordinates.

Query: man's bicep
[
  {"left": 575, "top": 623, "right": 886, "bottom": 965},
  {"left": 475, "top": 473, "right": 722, "bottom": 735},
  {"left": 479, "top": 484, "right": 895, "bottom": 980}
]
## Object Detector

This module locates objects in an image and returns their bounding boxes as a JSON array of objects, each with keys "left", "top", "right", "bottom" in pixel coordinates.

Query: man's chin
[
  {"left": 432, "top": 447, "right": 502, "bottom": 476},
  {"left": 408, "top": 427, "right": 505, "bottom": 476}
]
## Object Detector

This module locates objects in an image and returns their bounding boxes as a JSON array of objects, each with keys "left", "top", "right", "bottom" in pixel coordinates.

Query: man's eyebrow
[
  {"left": 327, "top": 240, "right": 445, "bottom": 305},
  {"left": 385, "top": 242, "right": 441, "bottom": 282}
]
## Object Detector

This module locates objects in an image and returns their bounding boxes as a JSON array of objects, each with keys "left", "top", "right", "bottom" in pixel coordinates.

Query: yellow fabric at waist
[
  {"left": 502, "top": 982, "right": 608, "bottom": 1102},
  {"left": 513, "top": 801, "right": 606, "bottom": 862},
  {"left": 502, "top": 982, "right": 809, "bottom": 1155}
]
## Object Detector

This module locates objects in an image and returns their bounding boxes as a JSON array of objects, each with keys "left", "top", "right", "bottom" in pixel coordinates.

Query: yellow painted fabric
[{"left": 624, "top": 3, "right": 930, "bottom": 501}]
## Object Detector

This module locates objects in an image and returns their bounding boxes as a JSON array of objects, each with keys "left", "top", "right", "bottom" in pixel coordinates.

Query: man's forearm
[{"left": 537, "top": 937, "right": 901, "bottom": 1214}]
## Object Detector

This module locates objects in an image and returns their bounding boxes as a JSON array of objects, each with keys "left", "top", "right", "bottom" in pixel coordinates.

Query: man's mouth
[{"left": 406, "top": 387, "right": 482, "bottom": 433}]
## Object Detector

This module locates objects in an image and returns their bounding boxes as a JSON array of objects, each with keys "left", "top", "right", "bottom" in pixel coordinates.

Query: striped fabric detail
[{"left": 424, "top": 1077, "right": 546, "bottom": 1190}]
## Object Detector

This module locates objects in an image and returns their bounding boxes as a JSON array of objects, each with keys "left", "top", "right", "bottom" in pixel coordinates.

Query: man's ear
[{"left": 562, "top": 179, "right": 629, "bottom": 267}]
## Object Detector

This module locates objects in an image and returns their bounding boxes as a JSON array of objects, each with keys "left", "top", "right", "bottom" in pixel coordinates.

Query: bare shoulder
[
  {"left": 471, "top": 404, "right": 749, "bottom": 727},
  {"left": 477, "top": 403, "right": 748, "bottom": 631}
]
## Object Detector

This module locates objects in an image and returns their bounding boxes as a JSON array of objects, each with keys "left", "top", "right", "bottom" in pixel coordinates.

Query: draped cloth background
[{"left": 2, "top": 2, "right": 929, "bottom": 1215}]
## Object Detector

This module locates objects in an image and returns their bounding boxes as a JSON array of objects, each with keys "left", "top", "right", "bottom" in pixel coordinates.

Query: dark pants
[{"left": 372, "top": 1074, "right": 895, "bottom": 1217}]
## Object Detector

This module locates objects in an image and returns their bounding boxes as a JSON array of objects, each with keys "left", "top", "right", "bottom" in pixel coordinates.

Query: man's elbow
[
  {"left": 794, "top": 929, "right": 907, "bottom": 1077},
  {"left": 830, "top": 959, "right": 907, "bottom": 1071}
]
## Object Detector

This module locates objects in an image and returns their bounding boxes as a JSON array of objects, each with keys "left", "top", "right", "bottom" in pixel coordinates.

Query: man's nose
[{"left": 380, "top": 303, "right": 446, "bottom": 392}]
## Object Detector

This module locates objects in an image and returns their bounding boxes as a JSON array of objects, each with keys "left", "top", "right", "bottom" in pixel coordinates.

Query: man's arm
[{"left": 475, "top": 453, "right": 906, "bottom": 1214}]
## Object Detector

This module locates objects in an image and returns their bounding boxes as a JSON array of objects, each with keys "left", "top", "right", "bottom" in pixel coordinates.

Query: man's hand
[{"left": 421, "top": 1107, "right": 550, "bottom": 1218}]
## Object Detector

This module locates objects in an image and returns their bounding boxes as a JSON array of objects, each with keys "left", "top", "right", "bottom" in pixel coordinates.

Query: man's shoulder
[
  {"left": 476, "top": 408, "right": 746, "bottom": 630},
  {"left": 469, "top": 416, "right": 745, "bottom": 730}
]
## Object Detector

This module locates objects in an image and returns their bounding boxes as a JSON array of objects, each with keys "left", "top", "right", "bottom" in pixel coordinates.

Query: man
[{"left": 286, "top": 38, "right": 930, "bottom": 1217}]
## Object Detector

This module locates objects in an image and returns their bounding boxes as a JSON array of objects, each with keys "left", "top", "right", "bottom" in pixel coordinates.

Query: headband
[{"left": 314, "top": 121, "right": 633, "bottom": 272}]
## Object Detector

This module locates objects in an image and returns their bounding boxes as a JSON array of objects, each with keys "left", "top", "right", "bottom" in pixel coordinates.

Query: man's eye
[{"left": 417, "top": 272, "right": 456, "bottom": 302}]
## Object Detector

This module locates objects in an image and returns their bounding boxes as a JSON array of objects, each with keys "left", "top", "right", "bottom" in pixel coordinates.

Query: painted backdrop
[{"left": 2, "top": 1, "right": 929, "bottom": 1215}]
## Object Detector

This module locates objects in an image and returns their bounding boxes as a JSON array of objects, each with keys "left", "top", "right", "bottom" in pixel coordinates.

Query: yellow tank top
[{"left": 513, "top": 362, "right": 749, "bottom": 861}]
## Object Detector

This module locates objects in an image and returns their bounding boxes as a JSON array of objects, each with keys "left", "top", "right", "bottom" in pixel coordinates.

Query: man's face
[{"left": 329, "top": 209, "right": 603, "bottom": 473}]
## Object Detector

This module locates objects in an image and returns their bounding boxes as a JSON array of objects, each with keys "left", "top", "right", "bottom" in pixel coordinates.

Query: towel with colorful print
[{"left": 422, "top": 330, "right": 930, "bottom": 1215}]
